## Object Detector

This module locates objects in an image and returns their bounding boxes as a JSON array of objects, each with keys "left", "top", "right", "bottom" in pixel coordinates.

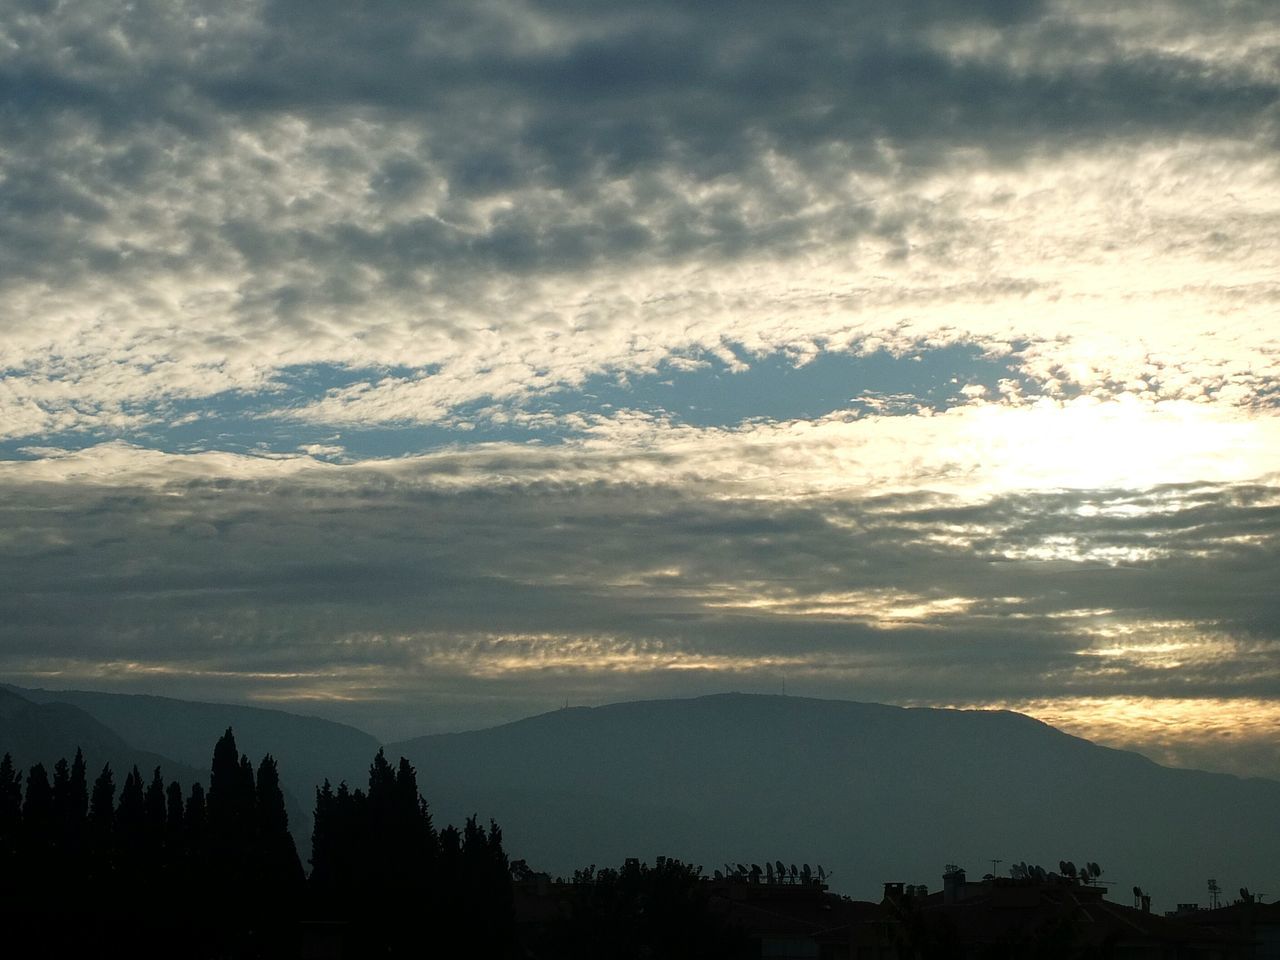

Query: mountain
[
  {"left": 4, "top": 685, "right": 380, "bottom": 827},
  {"left": 387, "top": 693, "right": 1280, "bottom": 909},
  {"left": 0, "top": 686, "right": 202, "bottom": 787}
]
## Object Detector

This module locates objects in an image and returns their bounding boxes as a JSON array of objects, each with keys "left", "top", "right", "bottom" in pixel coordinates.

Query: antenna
[
  {"left": 990, "top": 858, "right": 1003, "bottom": 878},
  {"left": 1208, "top": 879, "right": 1221, "bottom": 910}
]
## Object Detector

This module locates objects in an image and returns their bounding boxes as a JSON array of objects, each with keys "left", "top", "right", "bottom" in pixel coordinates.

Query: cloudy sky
[{"left": 2, "top": 0, "right": 1278, "bottom": 777}]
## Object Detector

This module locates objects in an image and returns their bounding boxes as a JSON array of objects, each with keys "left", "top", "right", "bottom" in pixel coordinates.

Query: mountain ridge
[
  {"left": 6, "top": 684, "right": 1274, "bottom": 910},
  {"left": 387, "top": 692, "right": 1280, "bottom": 909}
]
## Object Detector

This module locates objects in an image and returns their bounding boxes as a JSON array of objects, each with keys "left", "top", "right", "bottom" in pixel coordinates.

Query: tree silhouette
[
  {"left": 0, "top": 734, "right": 524, "bottom": 956},
  {"left": 165, "top": 780, "right": 184, "bottom": 846},
  {"left": 22, "top": 763, "right": 54, "bottom": 853},
  {"left": 255, "top": 753, "right": 303, "bottom": 890},
  {"left": 88, "top": 762, "right": 115, "bottom": 866},
  {"left": 0, "top": 754, "right": 21, "bottom": 898}
]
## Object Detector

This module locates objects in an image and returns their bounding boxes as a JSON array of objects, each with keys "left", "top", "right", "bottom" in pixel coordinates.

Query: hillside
[
  {"left": 0, "top": 687, "right": 202, "bottom": 788},
  {"left": 5, "top": 685, "right": 380, "bottom": 830},
  {"left": 388, "top": 693, "right": 1280, "bottom": 909}
]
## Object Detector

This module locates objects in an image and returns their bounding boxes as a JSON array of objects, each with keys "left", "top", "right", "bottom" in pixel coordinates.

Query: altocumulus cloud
[
  {"left": 0, "top": 0, "right": 1278, "bottom": 440},
  {"left": 2, "top": 0, "right": 1280, "bottom": 775},
  {"left": 1, "top": 449, "right": 1278, "bottom": 778}
]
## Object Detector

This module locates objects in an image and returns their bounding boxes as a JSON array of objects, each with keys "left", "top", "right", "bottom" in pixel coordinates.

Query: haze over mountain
[
  {"left": 388, "top": 693, "right": 1280, "bottom": 910},
  {"left": 6, "top": 684, "right": 1274, "bottom": 911},
  {"left": 0, "top": 687, "right": 202, "bottom": 789},
  {"left": 3, "top": 684, "right": 378, "bottom": 830}
]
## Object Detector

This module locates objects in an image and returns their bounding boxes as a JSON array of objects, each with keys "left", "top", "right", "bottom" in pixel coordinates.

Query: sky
[{"left": 1, "top": 0, "right": 1279, "bottom": 779}]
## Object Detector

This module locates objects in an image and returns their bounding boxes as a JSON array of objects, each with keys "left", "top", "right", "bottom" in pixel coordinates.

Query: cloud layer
[
  {"left": 2, "top": 449, "right": 1277, "bottom": 776},
  {"left": 3, "top": 0, "right": 1279, "bottom": 775},
  {"left": 1, "top": 0, "right": 1278, "bottom": 442}
]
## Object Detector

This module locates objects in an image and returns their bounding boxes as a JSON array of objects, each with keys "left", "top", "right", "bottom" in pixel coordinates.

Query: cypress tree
[
  {"left": 165, "top": 781, "right": 184, "bottom": 841},
  {"left": 238, "top": 754, "right": 255, "bottom": 810},
  {"left": 115, "top": 765, "right": 146, "bottom": 883},
  {"left": 255, "top": 754, "right": 302, "bottom": 888},
  {"left": 51, "top": 755, "right": 88, "bottom": 874},
  {"left": 52, "top": 758, "right": 71, "bottom": 826},
  {"left": 0, "top": 753, "right": 21, "bottom": 875},
  {"left": 207, "top": 728, "right": 239, "bottom": 837},
  {"left": 208, "top": 728, "right": 255, "bottom": 883},
  {"left": 89, "top": 764, "right": 115, "bottom": 839},
  {"left": 65, "top": 749, "right": 89, "bottom": 860},
  {"left": 70, "top": 749, "right": 89, "bottom": 823},
  {"left": 309, "top": 779, "right": 336, "bottom": 899},
  {"left": 145, "top": 769, "right": 166, "bottom": 824},
  {"left": 184, "top": 781, "right": 206, "bottom": 881},
  {"left": 117, "top": 767, "right": 145, "bottom": 831},
  {"left": 184, "top": 781, "right": 206, "bottom": 848},
  {"left": 22, "top": 763, "right": 54, "bottom": 844}
]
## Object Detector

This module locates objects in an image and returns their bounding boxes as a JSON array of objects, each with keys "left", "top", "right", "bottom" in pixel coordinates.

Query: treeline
[
  {"left": 310, "top": 748, "right": 513, "bottom": 956},
  {"left": 528, "top": 856, "right": 750, "bottom": 960},
  {"left": 0, "top": 730, "right": 513, "bottom": 957}
]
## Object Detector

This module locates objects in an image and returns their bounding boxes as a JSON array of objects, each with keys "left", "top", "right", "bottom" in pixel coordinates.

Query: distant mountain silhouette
[
  {"left": 0, "top": 687, "right": 201, "bottom": 786},
  {"left": 386, "top": 693, "right": 1280, "bottom": 909},
  {"left": 4, "top": 685, "right": 379, "bottom": 831}
]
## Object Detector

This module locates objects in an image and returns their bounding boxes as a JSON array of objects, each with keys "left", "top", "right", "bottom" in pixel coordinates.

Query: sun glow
[
  {"left": 953, "top": 394, "right": 1274, "bottom": 495},
  {"left": 986, "top": 696, "right": 1280, "bottom": 781}
]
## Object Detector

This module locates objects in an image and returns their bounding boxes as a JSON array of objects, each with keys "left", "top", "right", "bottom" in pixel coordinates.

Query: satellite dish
[
  {"left": 802, "top": 864, "right": 812, "bottom": 880},
  {"left": 737, "top": 863, "right": 747, "bottom": 876},
  {"left": 790, "top": 864, "right": 798, "bottom": 877},
  {"left": 751, "top": 864, "right": 762, "bottom": 877},
  {"left": 714, "top": 869, "right": 723, "bottom": 880},
  {"left": 818, "top": 866, "right": 826, "bottom": 880},
  {"left": 776, "top": 860, "right": 786, "bottom": 877},
  {"left": 766, "top": 863, "right": 774, "bottom": 881}
]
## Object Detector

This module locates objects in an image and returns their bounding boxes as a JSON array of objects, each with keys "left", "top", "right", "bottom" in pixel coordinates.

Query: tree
[
  {"left": 144, "top": 767, "right": 167, "bottom": 856},
  {"left": 184, "top": 781, "right": 205, "bottom": 840},
  {"left": 115, "top": 766, "right": 146, "bottom": 871},
  {"left": 165, "top": 781, "right": 184, "bottom": 843},
  {"left": 22, "top": 763, "right": 54, "bottom": 846},
  {"left": 208, "top": 728, "right": 256, "bottom": 881},
  {"left": 89, "top": 763, "right": 115, "bottom": 839},
  {"left": 0, "top": 754, "right": 22, "bottom": 876},
  {"left": 69, "top": 749, "right": 89, "bottom": 823},
  {"left": 255, "top": 754, "right": 303, "bottom": 890}
]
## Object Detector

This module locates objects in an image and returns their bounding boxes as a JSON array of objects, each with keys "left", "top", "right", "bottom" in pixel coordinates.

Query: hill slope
[
  {"left": 5, "top": 685, "right": 380, "bottom": 829},
  {"left": 0, "top": 687, "right": 202, "bottom": 788},
  {"left": 387, "top": 693, "right": 1280, "bottom": 909}
]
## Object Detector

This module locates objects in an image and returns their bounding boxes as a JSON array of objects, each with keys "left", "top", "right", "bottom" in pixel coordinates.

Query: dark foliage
[
  {"left": 531, "top": 856, "right": 750, "bottom": 960},
  {"left": 0, "top": 736, "right": 515, "bottom": 958},
  {"left": 308, "top": 747, "right": 514, "bottom": 956}
]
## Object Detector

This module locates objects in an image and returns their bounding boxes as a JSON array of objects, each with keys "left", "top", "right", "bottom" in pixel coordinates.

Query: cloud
[
  {"left": 0, "top": 0, "right": 1277, "bottom": 442},
  {"left": 3, "top": 0, "right": 1280, "bottom": 776},
  {"left": 1, "top": 447, "right": 1276, "bottom": 754}
]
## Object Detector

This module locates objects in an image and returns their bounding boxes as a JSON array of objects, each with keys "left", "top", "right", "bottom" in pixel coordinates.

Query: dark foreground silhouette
[
  {"left": 0, "top": 730, "right": 512, "bottom": 957},
  {"left": 0, "top": 731, "right": 1270, "bottom": 959}
]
